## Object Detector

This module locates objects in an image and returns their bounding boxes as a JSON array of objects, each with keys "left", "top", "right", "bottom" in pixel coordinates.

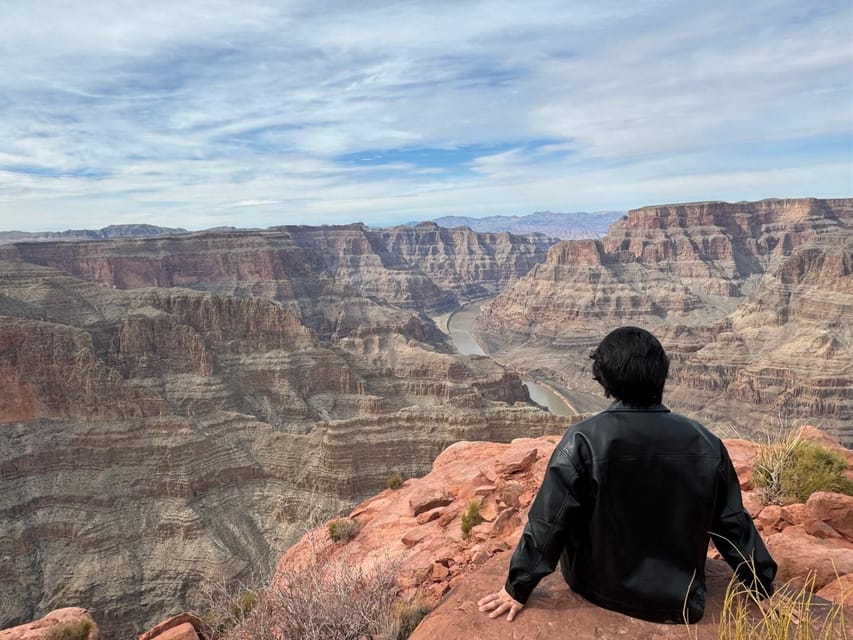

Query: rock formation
[
  {"left": 476, "top": 198, "right": 853, "bottom": 445},
  {"left": 0, "top": 254, "right": 564, "bottom": 636},
  {"left": 0, "top": 223, "right": 553, "bottom": 325},
  {"left": 262, "top": 426, "right": 852, "bottom": 640}
]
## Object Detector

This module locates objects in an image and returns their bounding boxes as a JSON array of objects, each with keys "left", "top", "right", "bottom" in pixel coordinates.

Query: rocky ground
[{"left": 7, "top": 425, "right": 849, "bottom": 640}]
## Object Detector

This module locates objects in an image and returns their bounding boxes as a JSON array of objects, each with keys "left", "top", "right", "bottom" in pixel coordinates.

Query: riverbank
[{"left": 440, "top": 299, "right": 581, "bottom": 417}]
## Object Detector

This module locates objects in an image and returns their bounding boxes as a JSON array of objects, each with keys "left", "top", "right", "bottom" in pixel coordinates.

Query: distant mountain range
[
  {"left": 404, "top": 211, "right": 625, "bottom": 239},
  {"left": 0, "top": 224, "right": 187, "bottom": 243}
]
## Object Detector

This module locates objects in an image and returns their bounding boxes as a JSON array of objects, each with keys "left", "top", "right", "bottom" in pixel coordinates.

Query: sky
[{"left": 1, "top": 0, "right": 851, "bottom": 232}]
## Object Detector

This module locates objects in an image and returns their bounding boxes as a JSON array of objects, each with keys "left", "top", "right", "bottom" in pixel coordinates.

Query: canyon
[
  {"left": 1, "top": 197, "right": 851, "bottom": 637},
  {"left": 477, "top": 198, "right": 852, "bottom": 446},
  {"left": 0, "top": 225, "right": 561, "bottom": 636}
]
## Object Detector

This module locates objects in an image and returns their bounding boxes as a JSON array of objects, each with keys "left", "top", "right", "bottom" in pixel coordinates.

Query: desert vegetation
[
  {"left": 327, "top": 517, "right": 361, "bottom": 543},
  {"left": 716, "top": 571, "right": 847, "bottom": 639},
  {"left": 43, "top": 620, "right": 92, "bottom": 640},
  {"left": 460, "top": 499, "right": 484, "bottom": 539},
  {"left": 202, "top": 549, "right": 426, "bottom": 640},
  {"left": 753, "top": 433, "right": 853, "bottom": 505}
]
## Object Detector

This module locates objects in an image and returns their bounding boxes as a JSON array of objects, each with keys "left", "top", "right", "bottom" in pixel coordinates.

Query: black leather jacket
[{"left": 505, "top": 402, "right": 776, "bottom": 623}]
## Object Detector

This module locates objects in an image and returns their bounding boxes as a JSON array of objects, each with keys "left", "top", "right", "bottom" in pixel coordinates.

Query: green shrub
[
  {"left": 460, "top": 500, "right": 483, "bottom": 539},
  {"left": 754, "top": 435, "right": 853, "bottom": 505},
  {"left": 328, "top": 517, "right": 361, "bottom": 543},
  {"left": 44, "top": 620, "right": 91, "bottom": 640},
  {"left": 386, "top": 471, "right": 404, "bottom": 490}
]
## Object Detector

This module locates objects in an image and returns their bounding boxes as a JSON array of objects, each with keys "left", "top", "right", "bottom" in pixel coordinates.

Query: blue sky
[{"left": 0, "top": 0, "right": 851, "bottom": 231}]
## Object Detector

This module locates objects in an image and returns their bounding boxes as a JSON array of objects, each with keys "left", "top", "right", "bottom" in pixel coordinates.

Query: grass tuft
[
  {"left": 328, "top": 517, "right": 361, "bottom": 543},
  {"left": 386, "top": 471, "right": 404, "bottom": 490},
  {"left": 43, "top": 620, "right": 92, "bottom": 640}
]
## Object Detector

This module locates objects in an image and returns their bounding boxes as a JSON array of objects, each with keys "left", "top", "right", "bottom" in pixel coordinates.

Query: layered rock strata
[
  {"left": 0, "top": 224, "right": 553, "bottom": 326},
  {"left": 0, "top": 262, "right": 565, "bottom": 636},
  {"left": 476, "top": 198, "right": 852, "bottom": 445}
]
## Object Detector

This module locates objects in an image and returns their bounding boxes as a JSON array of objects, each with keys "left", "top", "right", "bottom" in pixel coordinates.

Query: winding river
[{"left": 443, "top": 299, "right": 578, "bottom": 417}]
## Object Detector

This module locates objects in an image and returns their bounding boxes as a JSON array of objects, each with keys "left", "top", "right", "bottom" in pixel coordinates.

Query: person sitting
[{"left": 478, "top": 326, "right": 776, "bottom": 623}]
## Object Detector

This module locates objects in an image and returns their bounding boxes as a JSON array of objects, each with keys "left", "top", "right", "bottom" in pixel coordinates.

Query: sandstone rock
[
  {"left": 765, "top": 527, "right": 853, "bottom": 590},
  {"left": 815, "top": 574, "right": 853, "bottom": 607},
  {"left": 138, "top": 613, "right": 211, "bottom": 640},
  {"left": 806, "top": 492, "right": 853, "bottom": 542},
  {"left": 409, "top": 489, "right": 454, "bottom": 516},
  {"left": 409, "top": 553, "right": 735, "bottom": 640},
  {"left": 495, "top": 447, "right": 539, "bottom": 475},
  {"left": 148, "top": 623, "right": 198, "bottom": 640},
  {"left": 0, "top": 608, "right": 99, "bottom": 640},
  {"left": 415, "top": 508, "right": 443, "bottom": 525},
  {"left": 269, "top": 431, "right": 853, "bottom": 639}
]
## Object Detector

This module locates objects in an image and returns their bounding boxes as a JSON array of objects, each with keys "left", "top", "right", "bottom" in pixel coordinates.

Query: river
[{"left": 443, "top": 299, "right": 578, "bottom": 417}]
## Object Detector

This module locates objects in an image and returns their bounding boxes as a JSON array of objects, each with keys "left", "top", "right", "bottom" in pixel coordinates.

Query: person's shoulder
[{"left": 665, "top": 410, "right": 726, "bottom": 451}]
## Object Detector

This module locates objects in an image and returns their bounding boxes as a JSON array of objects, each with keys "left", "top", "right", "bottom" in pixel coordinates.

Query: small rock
[
  {"left": 806, "top": 492, "right": 853, "bottom": 542},
  {"left": 489, "top": 508, "right": 520, "bottom": 536},
  {"left": 437, "top": 504, "right": 462, "bottom": 527},
  {"left": 471, "top": 547, "right": 489, "bottom": 565},
  {"left": 416, "top": 508, "right": 443, "bottom": 525},
  {"left": 497, "top": 481, "right": 524, "bottom": 508},
  {"left": 431, "top": 562, "right": 450, "bottom": 581},
  {"left": 409, "top": 488, "right": 453, "bottom": 516},
  {"left": 402, "top": 527, "right": 430, "bottom": 547},
  {"left": 815, "top": 573, "right": 853, "bottom": 606},
  {"left": 496, "top": 448, "right": 538, "bottom": 475},
  {"left": 153, "top": 623, "right": 199, "bottom": 640},
  {"left": 474, "top": 484, "right": 496, "bottom": 496}
]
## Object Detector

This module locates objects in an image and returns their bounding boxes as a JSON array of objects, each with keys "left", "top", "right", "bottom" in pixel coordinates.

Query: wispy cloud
[{"left": 0, "top": 0, "right": 850, "bottom": 230}]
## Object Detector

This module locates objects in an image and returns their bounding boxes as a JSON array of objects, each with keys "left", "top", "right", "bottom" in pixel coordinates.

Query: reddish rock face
[
  {"left": 0, "top": 608, "right": 99, "bottom": 640},
  {"left": 267, "top": 430, "right": 853, "bottom": 639}
]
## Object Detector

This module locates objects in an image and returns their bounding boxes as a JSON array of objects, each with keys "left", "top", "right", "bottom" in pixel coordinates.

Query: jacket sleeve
[
  {"left": 504, "top": 437, "right": 588, "bottom": 604},
  {"left": 710, "top": 442, "right": 777, "bottom": 598}
]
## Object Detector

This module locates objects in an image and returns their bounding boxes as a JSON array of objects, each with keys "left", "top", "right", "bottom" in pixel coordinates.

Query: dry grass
[
  {"left": 753, "top": 432, "right": 853, "bottom": 505},
  {"left": 43, "top": 620, "right": 92, "bottom": 640},
  {"left": 716, "top": 571, "right": 847, "bottom": 639},
  {"left": 201, "top": 529, "right": 428, "bottom": 640},
  {"left": 327, "top": 517, "right": 361, "bottom": 543}
]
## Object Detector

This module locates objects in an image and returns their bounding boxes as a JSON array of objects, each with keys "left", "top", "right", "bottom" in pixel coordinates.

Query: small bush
[
  {"left": 754, "top": 435, "right": 853, "bottom": 505},
  {"left": 461, "top": 500, "right": 484, "bottom": 539},
  {"left": 328, "top": 517, "right": 361, "bottom": 543},
  {"left": 227, "top": 553, "right": 401, "bottom": 640},
  {"left": 44, "top": 620, "right": 91, "bottom": 640},
  {"left": 386, "top": 471, "right": 404, "bottom": 490}
]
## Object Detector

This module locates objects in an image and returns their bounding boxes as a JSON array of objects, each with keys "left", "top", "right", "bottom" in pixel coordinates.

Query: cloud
[{"left": 0, "top": 0, "right": 850, "bottom": 230}]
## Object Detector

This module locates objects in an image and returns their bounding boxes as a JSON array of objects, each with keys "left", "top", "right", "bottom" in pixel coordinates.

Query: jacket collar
[{"left": 604, "top": 400, "right": 670, "bottom": 413}]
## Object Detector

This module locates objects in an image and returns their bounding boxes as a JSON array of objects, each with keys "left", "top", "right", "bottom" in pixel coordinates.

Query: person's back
[{"left": 478, "top": 326, "right": 776, "bottom": 624}]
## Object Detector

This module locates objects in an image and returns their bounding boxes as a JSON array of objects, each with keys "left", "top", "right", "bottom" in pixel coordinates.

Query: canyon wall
[
  {"left": 476, "top": 198, "right": 853, "bottom": 445},
  {"left": 0, "top": 238, "right": 563, "bottom": 636}
]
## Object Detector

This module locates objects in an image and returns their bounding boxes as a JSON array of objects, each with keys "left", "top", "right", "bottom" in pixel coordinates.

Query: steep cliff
[
  {"left": 476, "top": 198, "right": 853, "bottom": 445},
  {"left": 0, "top": 224, "right": 553, "bottom": 325},
  {"left": 0, "top": 262, "right": 565, "bottom": 636}
]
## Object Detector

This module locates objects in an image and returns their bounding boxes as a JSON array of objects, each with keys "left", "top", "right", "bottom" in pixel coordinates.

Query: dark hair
[{"left": 590, "top": 326, "right": 670, "bottom": 406}]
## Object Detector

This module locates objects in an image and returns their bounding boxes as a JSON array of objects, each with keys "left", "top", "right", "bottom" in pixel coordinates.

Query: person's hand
[{"left": 478, "top": 587, "right": 525, "bottom": 621}]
